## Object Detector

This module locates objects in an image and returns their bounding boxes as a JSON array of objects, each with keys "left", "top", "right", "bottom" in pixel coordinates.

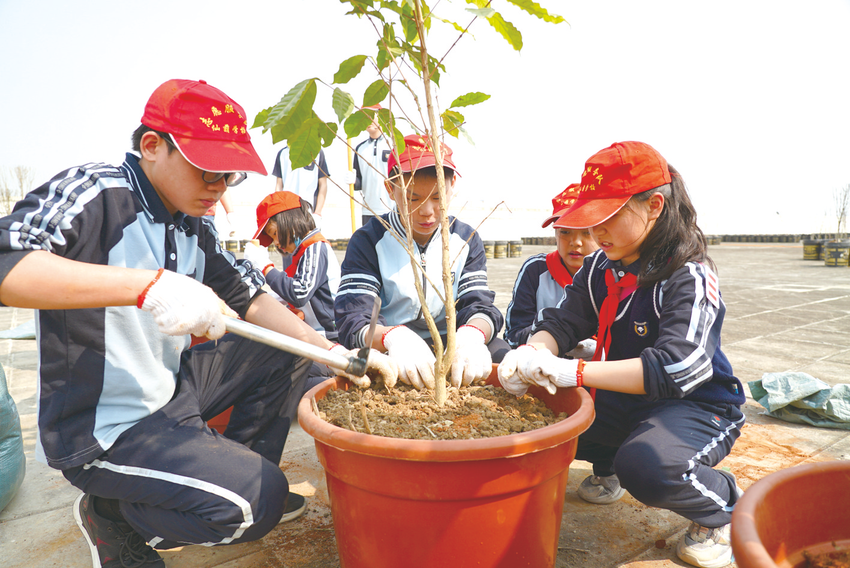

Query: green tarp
[{"left": 749, "top": 372, "right": 850, "bottom": 430}]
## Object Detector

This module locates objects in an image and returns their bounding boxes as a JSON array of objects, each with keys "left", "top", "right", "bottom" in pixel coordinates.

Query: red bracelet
[
  {"left": 137, "top": 268, "right": 165, "bottom": 309},
  {"left": 381, "top": 325, "right": 404, "bottom": 347},
  {"left": 262, "top": 263, "right": 275, "bottom": 276},
  {"left": 459, "top": 324, "right": 486, "bottom": 341},
  {"left": 575, "top": 359, "right": 586, "bottom": 388}
]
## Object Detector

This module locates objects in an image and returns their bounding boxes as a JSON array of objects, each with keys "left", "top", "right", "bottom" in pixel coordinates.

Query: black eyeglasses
[{"left": 201, "top": 171, "right": 247, "bottom": 187}]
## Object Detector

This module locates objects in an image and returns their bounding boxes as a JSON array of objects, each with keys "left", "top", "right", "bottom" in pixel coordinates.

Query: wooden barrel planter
[
  {"left": 802, "top": 239, "right": 821, "bottom": 260},
  {"left": 483, "top": 241, "right": 495, "bottom": 259},
  {"left": 494, "top": 241, "right": 508, "bottom": 259},
  {"left": 824, "top": 240, "right": 850, "bottom": 267},
  {"left": 509, "top": 240, "right": 522, "bottom": 258}
]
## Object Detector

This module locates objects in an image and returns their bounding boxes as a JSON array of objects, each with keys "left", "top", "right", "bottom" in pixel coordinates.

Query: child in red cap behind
[
  {"left": 498, "top": 141, "right": 745, "bottom": 568},
  {"left": 504, "top": 183, "right": 599, "bottom": 348},
  {"left": 243, "top": 191, "right": 340, "bottom": 340}
]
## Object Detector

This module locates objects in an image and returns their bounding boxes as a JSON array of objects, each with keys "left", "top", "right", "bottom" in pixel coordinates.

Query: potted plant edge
[{"left": 254, "top": 2, "right": 595, "bottom": 567}]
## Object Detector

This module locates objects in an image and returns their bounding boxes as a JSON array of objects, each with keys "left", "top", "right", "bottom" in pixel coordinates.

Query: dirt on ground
[{"left": 313, "top": 382, "right": 566, "bottom": 440}]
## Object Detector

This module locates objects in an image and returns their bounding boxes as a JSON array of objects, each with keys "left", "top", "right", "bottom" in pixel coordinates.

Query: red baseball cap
[
  {"left": 253, "top": 191, "right": 303, "bottom": 246},
  {"left": 141, "top": 79, "right": 267, "bottom": 176},
  {"left": 387, "top": 134, "right": 459, "bottom": 177},
  {"left": 542, "top": 183, "right": 579, "bottom": 228},
  {"left": 554, "top": 141, "right": 671, "bottom": 229}
]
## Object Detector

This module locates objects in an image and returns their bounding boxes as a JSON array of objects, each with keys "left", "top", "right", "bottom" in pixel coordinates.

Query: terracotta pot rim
[
  {"left": 731, "top": 460, "right": 850, "bottom": 567},
  {"left": 297, "top": 375, "right": 595, "bottom": 462}
]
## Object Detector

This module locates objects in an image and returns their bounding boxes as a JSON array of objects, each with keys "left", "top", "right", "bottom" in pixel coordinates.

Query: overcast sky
[{"left": 2, "top": 0, "right": 849, "bottom": 239}]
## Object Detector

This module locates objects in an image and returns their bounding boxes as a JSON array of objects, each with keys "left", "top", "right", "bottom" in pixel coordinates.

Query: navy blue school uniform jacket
[
  {"left": 504, "top": 253, "right": 569, "bottom": 347},
  {"left": 533, "top": 249, "right": 745, "bottom": 405},
  {"left": 334, "top": 211, "right": 504, "bottom": 348},
  {"left": 0, "top": 154, "right": 266, "bottom": 469}
]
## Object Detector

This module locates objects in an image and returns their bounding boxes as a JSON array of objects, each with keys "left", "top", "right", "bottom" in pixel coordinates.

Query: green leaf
[
  {"left": 320, "top": 122, "right": 338, "bottom": 147},
  {"left": 441, "top": 109, "right": 465, "bottom": 139},
  {"left": 288, "top": 117, "right": 325, "bottom": 169},
  {"left": 485, "top": 11, "right": 523, "bottom": 51},
  {"left": 363, "top": 79, "right": 389, "bottom": 107},
  {"left": 264, "top": 78, "right": 318, "bottom": 142},
  {"left": 251, "top": 106, "right": 271, "bottom": 130},
  {"left": 506, "top": 0, "right": 565, "bottom": 23},
  {"left": 466, "top": 7, "right": 495, "bottom": 18},
  {"left": 400, "top": 2, "right": 418, "bottom": 41},
  {"left": 344, "top": 109, "right": 373, "bottom": 139},
  {"left": 332, "top": 88, "right": 356, "bottom": 123},
  {"left": 333, "top": 55, "right": 368, "bottom": 84},
  {"left": 433, "top": 15, "right": 469, "bottom": 34},
  {"left": 449, "top": 92, "right": 491, "bottom": 109}
]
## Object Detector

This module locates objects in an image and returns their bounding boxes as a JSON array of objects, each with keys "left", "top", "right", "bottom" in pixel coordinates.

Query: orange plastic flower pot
[
  {"left": 297, "top": 366, "right": 595, "bottom": 568},
  {"left": 730, "top": 460, "right": 850, "bottom": 568}
]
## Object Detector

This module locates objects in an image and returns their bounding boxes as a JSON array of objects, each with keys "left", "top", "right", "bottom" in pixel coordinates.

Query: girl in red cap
[
  {"left": 503, "top": 183, "right": 599, "bottom": 348},
  {"left": 243, "top": 191, "right": 341, "bottom": 341},
  {"left": 498, "top": 141, "right": 745, "bottom": 568}
]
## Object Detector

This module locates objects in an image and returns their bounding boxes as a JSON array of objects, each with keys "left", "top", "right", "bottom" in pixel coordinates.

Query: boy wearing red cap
[
  {"left": 335, "top": 134, "right": 510, "bottom": 390},
  {"left": 0, "top": 79, "right": 388, "bottom": 568},
  {"left": 504, "top": 184, "right": 600, "bottom": 348},
  {"left": 498, "top": 142, "right": 745, "bottom": 568}
]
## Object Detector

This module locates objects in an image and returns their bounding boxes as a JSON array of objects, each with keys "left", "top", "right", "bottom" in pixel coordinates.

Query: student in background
[
  {"left": 503, "top": 183, "right": 599, "bottom": 348},
  {"left": 350, "top": 104, "right": 393, "bottom": 226},
  {"left": 272, "top": 146, "right": 329, "bottom": 230}
]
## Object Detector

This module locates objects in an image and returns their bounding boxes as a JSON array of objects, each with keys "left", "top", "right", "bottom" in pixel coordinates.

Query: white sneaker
[
  {"left": 676, "top": 521, "right": 732, "bottom": 568},
  {"left": 576, "top": 474, "right": 626, "bottom": 504}
]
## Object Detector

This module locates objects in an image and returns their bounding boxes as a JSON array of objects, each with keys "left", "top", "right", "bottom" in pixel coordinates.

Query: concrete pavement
[{"left": 1, "top": 242, "right": 848, "bottom": 567}]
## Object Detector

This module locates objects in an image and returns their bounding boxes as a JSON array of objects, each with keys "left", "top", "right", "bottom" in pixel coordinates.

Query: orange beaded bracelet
[{"left": 575, "top": 359, "right": 586, "bottom": 388}]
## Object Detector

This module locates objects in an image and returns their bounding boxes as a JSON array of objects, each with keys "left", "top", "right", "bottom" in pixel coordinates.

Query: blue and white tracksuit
[
  {"left": 504, "top": 253, "right": 567, "bottom": 347},
  {"left": 0, "top": 154, "right": 308, "bottom": 547},
  {"left": 271, "top": 146, "right": 329, "bottom": 211},
  {"left": 533, "top": 249, "right": 746, "bottom": 528},
  {"left": 335, "top": 212, "right": 504, "bottom": 351},
  {"left": 353, "top": 134, "right": 393, "bottom": 219},
  {"left": 262, "top": 230, "right": 341, "bottom": 340}
]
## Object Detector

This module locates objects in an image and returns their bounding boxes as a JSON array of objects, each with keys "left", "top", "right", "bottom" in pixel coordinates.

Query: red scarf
[
  {"left": 284, "top": 233, "right": 328, "bottom": 277},
  {"left": 592, "top": 269, "right": 638, "bottom": 362},
  {"left": 545, "top": 251, "right": 573, "bottom": 289}
]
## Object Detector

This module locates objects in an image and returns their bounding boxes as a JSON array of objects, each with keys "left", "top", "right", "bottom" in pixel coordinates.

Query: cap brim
[
  {"left": 173, "top": 136, "right": 268, "bottom": 176},
  {"left": 542, "top": 206, "right": 570, "bottom": 228},
  {"left": 253, "top": 222, "right": 272, "bottom": 247},
  {"left": 552, "top": 196, "right": 631, "bottom": 229}
]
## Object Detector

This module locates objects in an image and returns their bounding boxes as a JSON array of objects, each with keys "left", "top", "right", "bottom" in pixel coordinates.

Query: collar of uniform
[
  {"left": 598, "top": 252, "right": 641, "bottom": 279},
  {"left": 386, "top": 210, "right": 443, "bottom": 251},
  {"left": 122, "top": 152, "right": 188, "bottom": 227}
]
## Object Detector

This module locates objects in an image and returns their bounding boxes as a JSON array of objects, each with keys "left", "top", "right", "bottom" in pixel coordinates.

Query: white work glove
[
  {"left": 138, "top": 269, "right": 237, "bottom": 340},
  {"left": 497, "top": 345, "right": 581, "bottom": 396},
  {"left": 565, "top": 338, "right": 597, "bottom": 360},
  {"left": 450, "top": 325, "right": 492, "bottom": 388},
  {"left": 243, "top": 242, "right": 274, "bottom": 273},
  {"left": 382, "top": 325, "right": 436, "bottom": 390},
  {"left": 343, "top": 170, "right": 357, "bottom": 186},
  {"left": 311, "top": 212, "right": 322, "bottom": 230},
  {"left": 329, "top": 344, "right": 399, "bottom": 389}
]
